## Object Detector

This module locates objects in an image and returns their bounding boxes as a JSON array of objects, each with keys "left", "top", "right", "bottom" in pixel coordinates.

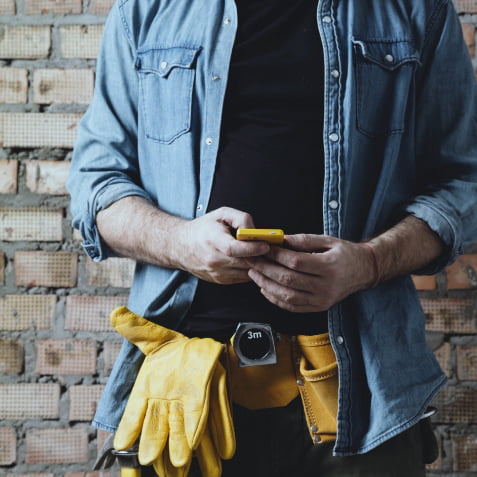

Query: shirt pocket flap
[
  {"left": 135, "top": 46, "right": 201, "bottom": 77},
  {"left": 352, "top": 38, "right": 420, "bottom": 71}
]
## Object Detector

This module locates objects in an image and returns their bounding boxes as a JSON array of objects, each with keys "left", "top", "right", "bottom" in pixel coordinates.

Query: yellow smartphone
[{"left": 236, "top": 228, "right": 285, "bottom": 244}]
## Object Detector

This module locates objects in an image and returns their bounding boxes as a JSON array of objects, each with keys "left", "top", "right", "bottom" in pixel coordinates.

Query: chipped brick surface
[
  {"left": 35, "top": 339, "right": 96, "bottom": 375},
  {"left": 25, "top": 428, "right": 88, "bottom": 464},
  {"left": 65, "top": 295, "right": 128, "bottom": 331}
]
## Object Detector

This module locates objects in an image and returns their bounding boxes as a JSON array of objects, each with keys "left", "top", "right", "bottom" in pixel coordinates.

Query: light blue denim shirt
[{"left": 67, "top": 0, "right": 477, "bottom": 456}]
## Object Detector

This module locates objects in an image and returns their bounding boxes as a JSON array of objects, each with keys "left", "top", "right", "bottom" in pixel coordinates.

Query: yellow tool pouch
[
  {"left": 224, "top": 335, "right": 299, "bottom": 410},
  {"left": 294, "top": 333, "right": 338, "bottom": 444}
]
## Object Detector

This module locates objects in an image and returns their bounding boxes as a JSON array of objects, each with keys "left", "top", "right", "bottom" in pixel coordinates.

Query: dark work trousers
[{"left": 141, "top": 397, "right": 431, "bottom": 477}]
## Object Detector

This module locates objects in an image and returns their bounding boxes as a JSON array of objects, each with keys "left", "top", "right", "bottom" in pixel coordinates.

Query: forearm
[
  {"left": 366, "top": 215, "right": 445, "bottom": 285},
  {"left": 96, "top": 196, "right": 186, "bottom": 268}
]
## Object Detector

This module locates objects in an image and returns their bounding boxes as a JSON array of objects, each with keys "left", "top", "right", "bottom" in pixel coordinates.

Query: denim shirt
[{"left": 67, "top": 0, "right": 477, "bottom": 455}]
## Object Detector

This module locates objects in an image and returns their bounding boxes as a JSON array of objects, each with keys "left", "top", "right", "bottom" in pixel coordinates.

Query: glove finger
[
  {"left": 195, "top": 426, "right": 222, "bottom": 477},
  {"left": 113, "top": 395, "right": 148, "bottom": 451},
  {"left": 110, "top": 306, "right": 185, "bottom": 355},
  {"left": 153, "top": 442, "right": 191, "bottom": 477},
  {"left": 209, "top": 364, "right": 236, "bottom": 459},
  {"left": 169, "top": 400, "right": 192, "bottom": 467},
  {"left": 139, "top": 399, "right": 170, "bottom": 465}
]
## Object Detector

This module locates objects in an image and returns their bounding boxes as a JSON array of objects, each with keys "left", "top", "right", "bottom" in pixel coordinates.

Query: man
[{"left": 67, "top": 0, "right": 477, "bottom": 475}]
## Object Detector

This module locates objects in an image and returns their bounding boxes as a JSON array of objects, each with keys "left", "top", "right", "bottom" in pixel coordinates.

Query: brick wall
[{"left": 0, "top": 0, "right": 476, "bottom": 476}]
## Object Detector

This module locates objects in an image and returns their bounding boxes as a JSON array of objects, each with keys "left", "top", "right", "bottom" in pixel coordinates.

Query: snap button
[
  {"left": 212, "top": 75, "right": 221, "bottom": 81},
  {"left": 205, "top": 137, "right": 213, "bottom": 145},
  {"left": 160, "top": 61, "right": 168, "bottom": 69},
  {"left": 310, "top": 425, "right": 318, "bottom": 433},
  {"left": 329, "top": 200, "right": 339, "bottom": 210},
  {"left": 322, "top": 15, "right": 332, "bottom": 23},
  {"left": 329, "top": 133, "right": 339, "bottom": 142},
  {"left": 336, "top": 335, "right": 344, "bottom": 345},
  {"left": 331, "top": 69, "right": 339, "bottom": 78},
  {"left": 224, "top": 17, "right": 232, "bottom": 24},
  {"left": 196, "top": 204, "right": 203, "bottom": 211},
  {"left": 313, "top": 435, "right": 322, "bottom": 444},
  {"left": 297, "top": 379, "right": 304, "bottom": 386},
  {"left": 384, "top": 54, "right": 394, "bottom": 63}
]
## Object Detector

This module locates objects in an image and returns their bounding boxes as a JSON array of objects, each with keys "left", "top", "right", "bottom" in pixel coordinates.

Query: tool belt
[{"left": 224, "top": 331, "right": 338, "bottom": 444}]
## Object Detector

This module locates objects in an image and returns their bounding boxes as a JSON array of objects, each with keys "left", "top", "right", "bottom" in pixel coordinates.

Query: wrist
[{"left": 358, "top": 242, "right": 380, "bottom": 289}]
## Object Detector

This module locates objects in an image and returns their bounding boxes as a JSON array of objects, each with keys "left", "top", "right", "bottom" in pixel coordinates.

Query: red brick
[
  {"left": 65, "top": 296, "right": 128, "bottom": 332},
  {"left": 60, "top": 25, "right": 103, "bottom": 59},
  {"left": 85, "top": 257, "right": 135, "bottom": 288},
  {"left": 0, "top": 208, "right": 63, "bottom": 241},
  {"left": 26, "top": 428, "right": 88, "bottom": 464},
  {"left": 0, "top": 427, "right": 16, "bottom": 465},
  {"left": 421, "top": 298, "right": 477, "bottom": 334},
  {"left": 446, "top": 254, "right": 477, "bottom": 289},
  {"left": 454, "top": 0, "right": 477, "bottom": 13},
  {"left": 0, "top": 339, "right": 23, "bottom": 373},
  {"left": 33, "top": 69, "right": 94, "bottom": 104},
  {"left": 457, "top": 345, "right": 477, "bottom": 381},
  {"left": 0, "top": 113, "right": 81, "bottom": 148},
  {"left": 35, "top": 339, "right": 96, "bottom": 375},
  {"left": 25, "top": 0, "right": 81, "bottom": 14},
  {"left": 14, "top": 251, "right": 78, "bottom": 288},
  {"left": 0, "top": 68, "right": 28, "bottom": 103},
  {"left": 0, "top": 159, "right": 18, "bottom": 193},
  {"left": 69, "top": 385, "right": 105, "bottom": 421},
  {"left": 25, "top": 160, "right": 70, "bottom": 195},
  {"left": 433, "top": 342, "right": 452, "bottom": 378},
  {"left": 0, "top": 0, "right": 15, "bottom": 14},
  {"left": 103, "top": 341, "right": 121, "bottom": 375},
  {"left": 452, "top": 434, "right": 477, "bottom": 472},
  {"left": 462, "top": 23, "right": 476, "bottom": 58},
  {"left": 89, "top": 0, "right": 114, "bottom": 14},
  {"left": 432, "top": 386, "right": 477, "bottom": 424},
  {"left": 412, "top": 275, "right": 436, "bottom": 290},
  {"left": 0, "top": 26, "right": 50, "bottom": 59},
  {"left": 0, "top": 384, "right": 60, "bottom": 419},
  {"left": 0, "top": 295, "right": 56, "bottom": 330}
]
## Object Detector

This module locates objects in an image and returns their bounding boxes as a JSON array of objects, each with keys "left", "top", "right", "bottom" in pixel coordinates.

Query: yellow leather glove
[{"left": 110, "top": 307, "right": 235, "bottom": 473}]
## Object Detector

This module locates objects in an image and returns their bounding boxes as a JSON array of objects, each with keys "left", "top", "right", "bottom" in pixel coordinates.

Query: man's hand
[
  {"left": 247, "top": 234, "right": 375, "bottom": 313},
  {"left": 170, "top": 207, "right": 270, "bottom": 284}
]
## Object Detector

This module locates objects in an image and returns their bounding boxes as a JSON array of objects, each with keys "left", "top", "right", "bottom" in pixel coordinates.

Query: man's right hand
[
  {"left": 96, "top": 197, "right": 269, "bottom": 285},
  {"left": 171, "top": 207, "right": 270, "bottom": 284}
]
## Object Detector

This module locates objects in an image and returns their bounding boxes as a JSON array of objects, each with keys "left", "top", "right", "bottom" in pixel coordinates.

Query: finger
[
  {"left": 113, "top": 394, "right": 148, "bottom": 451},
  {"left": 249, "top": 269, "right": 320, "bottom": 309},
  {"left": 215, "top": 232, "right": 270, "bottom": 259},
  {"left": 264, "top": 245, "right": 330, "bottom": 276},
  {"left": 249, "top": 257, "right": 320, "bottom": 293},
  {"left": 208, "top": 364, "right": 236, "bottom": 459},
  {"left": 153, "top": 443, "right": 191, "bottom": 477},
  {"left": 195, "top": 427, "right": 223, "bottom": 477},
  {"left": 138, "top": 399, "right": 169, "bottom": 465},
  {"left": 284, "top": 233, "right": 336, "bottom": 252},
  {"left": 210, "top": 206, "right": 256, "bottom": 229},
  {"left": 169, "top": 401, "right": 192, "bottom": 467},
  {"left": 261, "top": 288, "right": 323, "bottom": 313}
]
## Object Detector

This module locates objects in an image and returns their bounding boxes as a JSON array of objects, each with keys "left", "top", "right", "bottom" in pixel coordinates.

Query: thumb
[
  {"left": 210, "top": 206, "right": 256, "bottom": 230},
  {"left": 284, "top": 234, "right": 335, "bottom": 252},
  {"left": 110, "top": 307, "right": 185, "bottom": 355}
]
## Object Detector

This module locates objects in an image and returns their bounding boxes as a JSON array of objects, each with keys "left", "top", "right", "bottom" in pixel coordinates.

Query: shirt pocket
[
  {"left": 135, "top": 46, "right": 201, "bottom": 144},
  {"left": 352, "top": 39, "right": 420, "bottom": 137}
]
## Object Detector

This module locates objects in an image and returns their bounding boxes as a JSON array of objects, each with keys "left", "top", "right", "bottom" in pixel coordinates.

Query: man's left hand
[{"left": 247, "top": 234, "right": 376, "bottom": 313}]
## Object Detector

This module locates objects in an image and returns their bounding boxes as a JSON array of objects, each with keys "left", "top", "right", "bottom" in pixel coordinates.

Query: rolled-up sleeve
[
  {"left": 67, "top": 0, "right": 152, "bottom": 261},
  {"left": 405, "top": 1, "right": 477, "bottom": 274}
]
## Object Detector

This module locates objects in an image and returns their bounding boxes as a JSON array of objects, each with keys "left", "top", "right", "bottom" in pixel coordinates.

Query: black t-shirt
[{"left": 181, "top": 0, "right": 327, "bottom": 341}]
